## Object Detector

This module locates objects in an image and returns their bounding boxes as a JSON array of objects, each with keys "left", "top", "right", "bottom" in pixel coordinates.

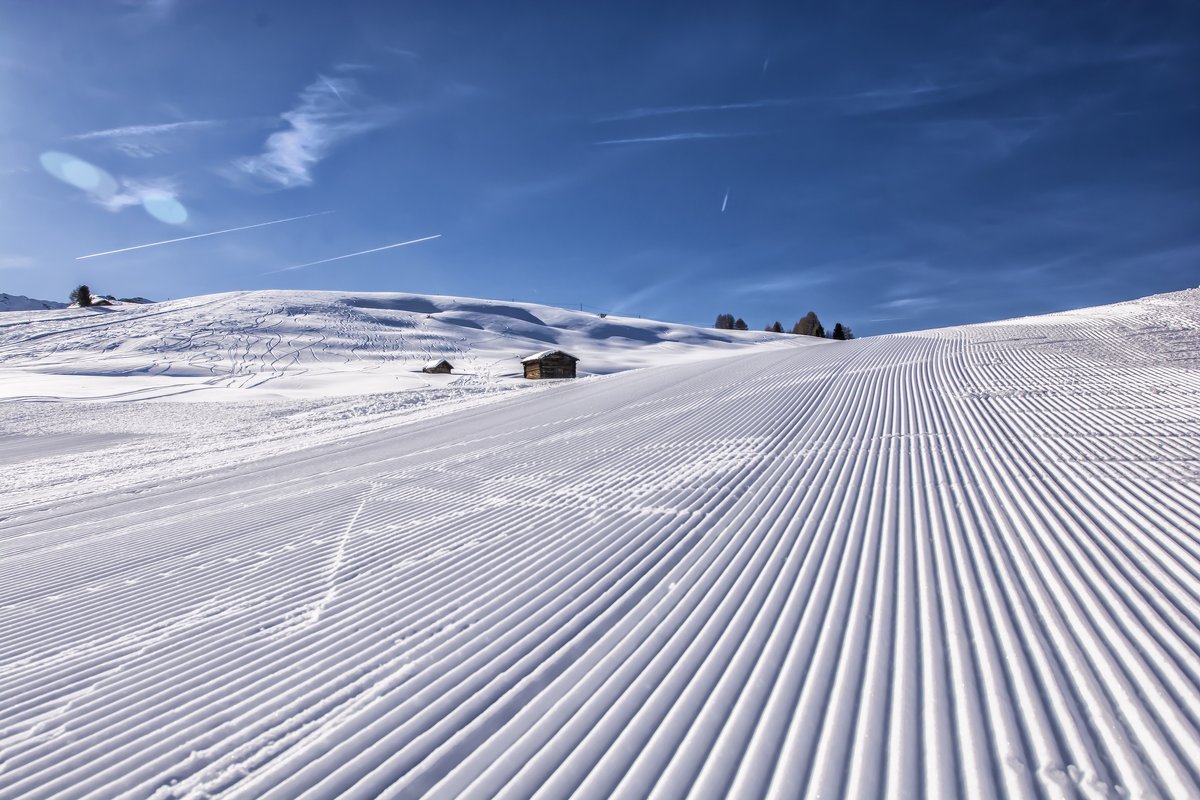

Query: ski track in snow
[{"left": 1, "top": 289, "right": 1199, "bottom": 798}]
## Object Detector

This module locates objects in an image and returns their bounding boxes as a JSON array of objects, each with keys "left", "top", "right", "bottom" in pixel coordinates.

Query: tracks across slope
[{"left": 1, "top": 292, "right": 1198, "bottom": 798}]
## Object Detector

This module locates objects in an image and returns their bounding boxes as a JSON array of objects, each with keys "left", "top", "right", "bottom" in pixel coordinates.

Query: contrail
[
  {"left": 263, "top": 234, "right": 442, "bottom": 275},
  {"left": 76, "top": 211, "right": 334, "bottom": 260},
  {"left": 320, "top": 75, "right": 346, "bottom": 105},
  {"left": 721, "top": 188, "right": 730, "bottom": 212}
]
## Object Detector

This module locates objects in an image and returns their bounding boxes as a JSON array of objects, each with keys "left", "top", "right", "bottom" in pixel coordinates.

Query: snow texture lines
[{"left": 0, "top": 289, "right": 1199, "bottom": 798}]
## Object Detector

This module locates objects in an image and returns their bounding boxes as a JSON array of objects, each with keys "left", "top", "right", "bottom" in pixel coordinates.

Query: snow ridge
[
  {"left": 0, "top": 293, "right": 66, "bottom": 312},
  {"left": 0, "top": 289, "right": 1198, "bottom": 797}
]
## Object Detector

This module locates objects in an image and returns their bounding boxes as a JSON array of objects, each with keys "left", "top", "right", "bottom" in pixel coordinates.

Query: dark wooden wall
[{"left": 524, "top": 356, "right": 576, "bottom": 379}]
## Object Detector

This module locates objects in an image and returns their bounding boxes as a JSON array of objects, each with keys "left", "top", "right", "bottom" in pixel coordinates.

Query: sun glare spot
[
  {"left": 40, "top": 150, "right": 119, "bottom": 198},
  {"left": 61, "top": 159, "right": 101, "bottom": 189},
  {"left": 143, "top": 192, "right": 188, "bottom": 224},
  {"left": 41, "top": 150, "right": 188, "bottom": 224}
]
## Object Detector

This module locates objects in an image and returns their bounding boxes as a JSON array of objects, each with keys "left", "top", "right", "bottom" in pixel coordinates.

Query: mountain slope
[
  {"left": 0, "top": 293, "right": 66, "bottom": 312},
  {"left": 1, "top": 289, "right": 1198, "bottom": 798}
]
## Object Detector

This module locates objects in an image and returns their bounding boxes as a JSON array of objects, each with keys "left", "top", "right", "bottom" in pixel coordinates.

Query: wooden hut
[
  {"left": 422, "top": 358, "right": 454, "bottom": 374},
  {"left": 521, "top": 350, "right": 579, "bottom": 379}
]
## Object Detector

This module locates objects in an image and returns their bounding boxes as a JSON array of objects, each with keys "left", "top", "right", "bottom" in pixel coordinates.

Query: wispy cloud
[
  {"left": 597, "top": 88, "right": 966, "bottom": 124},
  {"left": 67, "top": 119, "right": 222, "bottom": 158},
  {"left": 319, "top": 76, "right": 348, "bottom": 105},
  {"left": 732, "top": 270, "right": 835, "bottom": 296},
  {"left": 69, "top": 120, "right": 220, "bottom": 141},
  {"left": 233, "top": 74, "right": 393, "bottom": 189},
  {"left": 876, "top": 296, "right": 939, "bottom": 317},
  {"left": 595, "top": 132, "right": 754, "bottom": 146},
  {"left": 90, "top": 176, "right": 180, "bottom": 212},
  {"left": 119, "top": 0, "right": 178, "bottom": 22},
  {"left": 608, "top": 275, "right": 683, "bottom": 316},
  {"left": 598, "top": 98, "right": 794, "bottom": 122}
]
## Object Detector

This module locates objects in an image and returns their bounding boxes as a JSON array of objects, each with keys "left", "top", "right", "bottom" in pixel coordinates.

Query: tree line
[{"left": 715, "top": 310, "right": 854, "bottom": 340}]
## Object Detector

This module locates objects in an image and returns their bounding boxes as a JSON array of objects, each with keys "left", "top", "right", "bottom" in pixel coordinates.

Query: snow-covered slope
[
  {"left": 0, "top": 293, "right": 66, "bottom": 312},
  {"left": 0, "top": 290, "right": 788, "bottom": 401},
  {"left": 2, "top": 289, "right": 1199, "bottom": 798}
]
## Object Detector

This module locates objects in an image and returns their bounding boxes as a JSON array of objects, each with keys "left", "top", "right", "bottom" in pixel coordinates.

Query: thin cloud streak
[
  {"left": 597, "top": 98, "right": 794, "bottom": 122},
  {"left": 68, "top": 120, "right": 222, "bottom": 141},
  {"left": 320, "top": 74, "right": 347, "bottom": 105},
  {"left": 595, "top": 132, "right": 753, "bottom": 145},
  {"left": 264, "top": 234, "right": 442, "bottom": 274},
  {"left": 120, "top": 0, "right": 177, "bottom": 21},
  {"left": 76, "top": 211, "right": 333, "bottom": 260}
]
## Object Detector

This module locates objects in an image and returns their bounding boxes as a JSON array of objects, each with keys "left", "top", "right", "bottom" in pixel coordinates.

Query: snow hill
[
  {"left": 0, "top": 293, "right": 66, "bottom": 312},
  {"left": 1, "top": 289, "right": 1199, "bottom": 798},
  {"left": 0, "top": 290, "right": 788, "bottom": 402}
]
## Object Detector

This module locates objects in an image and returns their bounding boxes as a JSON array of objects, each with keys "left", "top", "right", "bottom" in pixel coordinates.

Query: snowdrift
[{"left": 1, "top": 288, "right": 1199, "bottom": 798}]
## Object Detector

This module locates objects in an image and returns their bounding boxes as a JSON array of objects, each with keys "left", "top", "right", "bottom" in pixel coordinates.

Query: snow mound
[
  {"left": 1, "top": 289, "right": 1198, "bottom": 797},
  {"left": 0, "top": 292, "right": 66, "bottom": 311}
]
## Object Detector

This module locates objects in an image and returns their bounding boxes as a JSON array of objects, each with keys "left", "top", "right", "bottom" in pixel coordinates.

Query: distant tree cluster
[
  {"left": 719, "top": 309, "right": 854, "bottom": 340},
  {"left": 791, "top": 311, "right": 824, "bottom": 338},
  {"left": 714, "top": 313, "right": 748, "bottom": 331}
]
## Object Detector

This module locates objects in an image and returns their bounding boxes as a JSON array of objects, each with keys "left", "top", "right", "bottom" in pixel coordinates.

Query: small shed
[
  {"left": 521, "top": 350, "right": 579, "bottom": 380},
  {"left": 422, "top": 358, "right": 454, "bottom": 374}
]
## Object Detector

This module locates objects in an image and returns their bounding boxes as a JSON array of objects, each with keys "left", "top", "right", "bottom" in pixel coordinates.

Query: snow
[
  {"left": 1, "top": 288, "right": 1199, "bottom": 798},
  {"left": 0, "top": 293, "right": 66, "bottom": 312},
  {"left": 0, "top": 290, "right": 789, "bottom": 403},
  {"left": 520, "top": 350, "right": 579, "bottom": 363}
]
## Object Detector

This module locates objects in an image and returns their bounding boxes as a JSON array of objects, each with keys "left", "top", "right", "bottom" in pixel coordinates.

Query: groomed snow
[{"left": 1, "top": 289, "right": 1199, "bottom": 798}]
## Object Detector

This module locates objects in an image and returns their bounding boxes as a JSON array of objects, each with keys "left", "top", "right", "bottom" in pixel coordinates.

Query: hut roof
[
  {"left": 520, "top": 349, "right": 579, "bottom": 364},
  {"left": 424, "top": 358, "right": 453, "bottom": 369}
]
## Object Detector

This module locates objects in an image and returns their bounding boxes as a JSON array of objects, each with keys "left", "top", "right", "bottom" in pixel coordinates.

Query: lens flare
[
  {"left": 40, "top": 151, "right": 118, "bottom": 198},
  {"left": 41, "top": 150, "right": 189, "bottom": 225},
  {"left": 142, "top": 192, "right": 188, "bottom": 224}
]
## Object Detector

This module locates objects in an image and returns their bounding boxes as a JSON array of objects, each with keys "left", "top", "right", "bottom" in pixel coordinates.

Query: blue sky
[{"left": 1, "top": 0, "right": 1196, "bottom": 334}]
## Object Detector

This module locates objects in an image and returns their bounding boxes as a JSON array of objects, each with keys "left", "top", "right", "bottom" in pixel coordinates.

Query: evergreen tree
[
  {"left": 791, "top": 311, "right": 823, "bottom": 337},
  {"left": 831, "top": 322, "right": 847, "bottom": 340},
  {"left": 734, "top": 318, "right": 748, "bottom": 331},
  {"left": 768, "top": 320, "right": 783, "bottom": 333},
  {"left": 69, "top": 284, "right": 92, "bottom": 308},
  {"left": 714, "top": 313, "right": 735, "bottom": 329}
]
